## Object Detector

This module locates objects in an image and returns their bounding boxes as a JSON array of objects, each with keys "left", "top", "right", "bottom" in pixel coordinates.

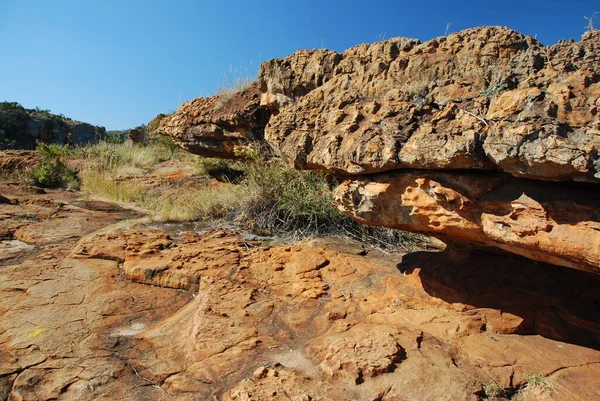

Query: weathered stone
[
  {"left": 335, "top": 171, "right": 600, "bottom": 274},
  {"left": 126, "top": 127, "right": 146, "bottom": 143},
  {"left": 261, "top": 27, "right": 600, "bottom": 181},
  {"left": 3, "top": 182, "right": 600, "bottom": 400},
  {"left": 149, "top": 83, "right": 270, "bottom": 158}
]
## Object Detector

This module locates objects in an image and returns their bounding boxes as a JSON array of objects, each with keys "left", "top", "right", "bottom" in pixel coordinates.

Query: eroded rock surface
[
  {"left": 154, "top": 27, "right": 600, "bottom": 273},
  {"left": 261, "top": 27, "right": 600, "bottom": 182},
  {"left": 335, "top": 171, "right": 600, "bottom": 273},
  {"left": 150, "top": 83, "right": 270, "bottom": 158},
  {"left": 2, "top": 179, "right": 600, "bottom": 400},
  {"left": 68, "top": 228, "right": 600, "bottom": 400}
]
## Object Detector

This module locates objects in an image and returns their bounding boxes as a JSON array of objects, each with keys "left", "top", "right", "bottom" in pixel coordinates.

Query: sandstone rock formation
[
  {"left": 126, "top": 127, "right": 146, "bottom": 143},
  {"left": 261, "top": 27, "right": 600, "bottom": 182},
  {"left": 2, "top": 173, "right": 600, "bottom": 400},
  {"left": 150, "top": 83, "right": 270, "bottom": 158},
  {"left": 335, "top": 171, "right": 600, "bottom": 273},
  {"left": 154, "top": 26, "right": 600, "bottom": 275},
  {"left": 0, "top": 150, "right": 43, "bottom": 173},
  {"left": 70, "top": 228, "right": 600, "bottom": 400}
]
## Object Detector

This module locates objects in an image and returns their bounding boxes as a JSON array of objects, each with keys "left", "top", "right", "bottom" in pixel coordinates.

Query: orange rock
[{"left": 335, "top": 171, "right": 600, "bottom": 274}]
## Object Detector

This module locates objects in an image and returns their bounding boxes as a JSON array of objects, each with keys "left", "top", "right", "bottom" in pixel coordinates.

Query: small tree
[{"left": 152, "top": 135, "right": 179, "bottom": 159}]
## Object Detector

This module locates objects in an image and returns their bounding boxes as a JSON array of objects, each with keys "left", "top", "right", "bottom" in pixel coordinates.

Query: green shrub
[
  {"left": 36, "top": 142, "right": 72, "bottom": 158},
  {"left": 150, "top": 135, "right": 179, "bottom": 158},
  {"left": 29, "top": 158, "right": 79, "bottom": 189},
  {"left": 194, "top": 157, "right": 245, "bottom": 182},
  {"left": 105, "top": 130, "right": 127, "bottom": 144},
  {"left": 241, "top": 159, "right": 339, "bottom": 234}
]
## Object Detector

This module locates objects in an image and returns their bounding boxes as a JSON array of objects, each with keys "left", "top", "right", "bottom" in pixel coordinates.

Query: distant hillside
[{"left": 0, "top": 102, "right": 106, "bottom": 149}]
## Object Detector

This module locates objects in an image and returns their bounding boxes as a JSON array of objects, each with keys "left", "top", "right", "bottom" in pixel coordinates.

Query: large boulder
[
  {"left": 257, "top": 26, "right": 600, "bottom": 275},
  {"left": 261, "top": 27, "right": 600, "bottom": 182},
  {"left": 149, "top": 83, "right": 270, "bottom": 158},
  {"left": 152, "top": 27, "right": 600, "bottom": 274}
]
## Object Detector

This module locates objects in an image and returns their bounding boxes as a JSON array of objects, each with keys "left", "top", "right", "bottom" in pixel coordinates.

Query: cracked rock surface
[{"left": 2, "top": 182, "right": 598, "bottom": 400}]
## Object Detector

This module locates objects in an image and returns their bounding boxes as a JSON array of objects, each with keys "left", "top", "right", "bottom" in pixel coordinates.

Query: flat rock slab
[
  {"left": 70, "top": 228, "right": 600, "bottom": 400},
  {"left": 0, "top": 240, "right": 35, "bottom": 263}
]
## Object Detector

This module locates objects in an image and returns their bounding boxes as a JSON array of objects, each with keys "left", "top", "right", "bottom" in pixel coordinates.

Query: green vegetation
[
  {"left": 0, "top": 101, "right": 75, "bottom": 149},
  {"left": 75, "top": 141, "right": 174, "bottom": 170},
  {"left": 29, "top": 158, "right": 79, "bottom": 189},
  {"left": 523, "top": 374, "right": 555, "bottom": 393},
  {"left": 36, "top": 142, "right": 73, "bottom": 158},
  {"left": 151, "top": 134, "right": 179, "bottom": 158},
  {"left": 481, "top": 381, "right": 505, "bottom": 399},
  {"left": 77, "top": 140, "right": 427, "bottom": 250},
  {"left": 0, "top": 102, "right": 31, "bottom": 149},
  {"left": 105, "top": 130, "right": 128, "bottom": 144},
  {"left": 29, "top": 143, "right": 79, "bottom": 189}
]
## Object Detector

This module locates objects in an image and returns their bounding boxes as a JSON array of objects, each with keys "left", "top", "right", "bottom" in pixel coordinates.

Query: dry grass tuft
[{"left": 78, "top": 141, "right": 429, "bottom": 250}]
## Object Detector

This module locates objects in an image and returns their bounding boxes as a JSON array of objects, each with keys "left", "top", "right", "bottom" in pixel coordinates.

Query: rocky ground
[{"left": 1, "top": 170, "right": 600, "bottom": 401}]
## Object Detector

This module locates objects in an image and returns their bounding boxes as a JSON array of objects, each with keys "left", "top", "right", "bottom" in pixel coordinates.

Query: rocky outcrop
[
  {"left": 256, "top": 26, "right": 600, "bottom": 274},
  {"left": 335, "top": 171, "right": 600, "bottom": 273},
  {"left": 261, "top": 27, "right": 600, "bottom": 182},
  {"left": 68, "top": 228, "right": 600, "bottom": 400},
  {"left": 156, "top": 27, "right": 599, "bottom": 180},
  {"left": 0, "top": 102, "right": 106, "bottom": 149},
  {"left": 126, "top": 127, "right": 146, "bottom": 144},
  {"left": 149, "top": 83, "right": 270, "bottom": 158},
  {"left": 3, "top": 165, "right": 600, "bottom": 400},
  {"left": 0, "top": 150, "right": 43, "bottom": 173},
  {"left": 159, "top": 27, "right": 600, "bottom": 275}
]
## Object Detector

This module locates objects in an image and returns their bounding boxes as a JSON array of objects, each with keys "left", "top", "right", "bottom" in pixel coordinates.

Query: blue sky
[{"left": 0, "top": 0, "right": 597, "bottom": 130}]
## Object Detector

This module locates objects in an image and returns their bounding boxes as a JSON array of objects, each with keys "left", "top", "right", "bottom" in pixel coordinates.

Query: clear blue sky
[{"left": 0, "top": 0, "right": 597, "bottom": 130}]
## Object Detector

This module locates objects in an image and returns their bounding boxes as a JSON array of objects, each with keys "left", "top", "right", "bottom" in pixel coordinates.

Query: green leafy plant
[
  {"left": 29, "top": 158, "right": 79, "bottom": 189},
  {"left": 481, "top": 381, "right": 505, "bottom": 399},
  {"left": 29, "top": 142, "right": 79, "bottom": 189},
  {"left": 150, "top": 135, "right": 179, "bottom": 159},
  {"left": 36, "top": 142, "right": 72, "bottom": 158}
]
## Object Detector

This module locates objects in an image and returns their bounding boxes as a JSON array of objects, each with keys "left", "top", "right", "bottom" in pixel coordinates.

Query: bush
[
  {"left": 29, "top": 158, "right": 79, "bottom": 189},
  {"left": 194, "top": 157, "right": 245, "bottom": 183},
  {"left": 36, "top": 142, "right": 72, "bottom": 158},
  {"left": 241, "top": 159, "right": 340, "bottom": 234},
  {"left": 150, "top": 135, "right": 179, "bottom": 158}
]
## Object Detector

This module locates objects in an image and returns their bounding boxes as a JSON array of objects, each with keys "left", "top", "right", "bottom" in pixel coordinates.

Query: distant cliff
[{"left": 0, "top": 102, "right": 106, "bottom": 149}]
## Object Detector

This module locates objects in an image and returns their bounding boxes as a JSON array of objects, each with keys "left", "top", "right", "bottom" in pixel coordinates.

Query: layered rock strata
[
  {"left": 150, "top": 83, "right": 270, "bottom": 158},
  {"left": 335, "top": 171, "right": 600, "bottom": 273}
]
